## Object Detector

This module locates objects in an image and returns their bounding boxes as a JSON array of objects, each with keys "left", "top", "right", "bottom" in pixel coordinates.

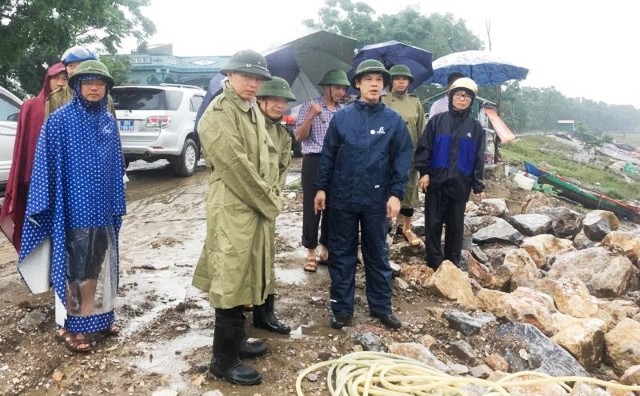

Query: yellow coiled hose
[{"left": 295, "top": 351, "right": 640, "bottom": 395}]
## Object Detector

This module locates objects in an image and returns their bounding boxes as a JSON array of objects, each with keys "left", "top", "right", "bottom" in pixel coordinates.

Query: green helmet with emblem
[
  {"left": 388, "top": 64, "right": 414, "bottom": 83},
  {"left": 350, "top": 59, "right": 391, "bottom": 89},
  {"left": 68, "top": 60, "right": 114, "bottom": 89},
  {"left": 221, "top": 49, "right": 272, "bottom": 80},
  {"left": 318, "top": 69, "right": 350, "bottom": 86},
  {"left": 257, "top": 76, "right": 296, "bottom": 102}
]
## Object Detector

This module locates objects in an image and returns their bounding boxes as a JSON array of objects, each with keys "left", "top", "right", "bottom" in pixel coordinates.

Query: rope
[{"left": 296, "top": 351, "right": 640, "bottom": 395}]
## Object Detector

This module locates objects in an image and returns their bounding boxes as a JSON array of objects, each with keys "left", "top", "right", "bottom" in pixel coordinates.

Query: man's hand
[
  {"left": 475, "top": 191, "right": 486, "bottom": 200},
  {"left": 308, "top": 102, "right": 322, "bottom": 119},
  {"left": 314, "top": 190, "right": 326, "bottom": 215},
  {"left": 418, "top": 175, "right": 430, "bottom": 192},
  {"left": 387, "top": 196, "right": 401, "bottom": 218}
]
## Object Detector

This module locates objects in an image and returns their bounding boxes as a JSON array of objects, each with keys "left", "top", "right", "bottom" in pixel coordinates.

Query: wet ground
[{"left": 0, "top": 157, "right": 531, "bottom": 395}]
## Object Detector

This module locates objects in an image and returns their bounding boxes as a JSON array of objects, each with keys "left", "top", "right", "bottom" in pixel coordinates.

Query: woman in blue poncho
[{"left": 20, "top": 60, "right": 126, "bottom": 353}]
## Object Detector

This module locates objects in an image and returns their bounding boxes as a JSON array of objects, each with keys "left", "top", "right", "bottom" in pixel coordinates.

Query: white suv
[
  {"left": 0, "top": 86, "right": 23, "bottom": 192},
  {"left": 111, "top": 83, "right": 205, "bottom": 176}
]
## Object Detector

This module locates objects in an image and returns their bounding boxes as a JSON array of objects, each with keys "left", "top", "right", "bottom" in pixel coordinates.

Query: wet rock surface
[{"left": 1, "top": 159, "right": 639, "bottom": 395}]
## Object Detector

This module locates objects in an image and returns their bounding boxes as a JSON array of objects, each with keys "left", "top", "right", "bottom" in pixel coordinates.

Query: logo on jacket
[
  {"left": 466, "top": 132, "right": 472, "bottom": 138},
  {"left": 370, "top": 127, "right": 385, "bottom": 135}
]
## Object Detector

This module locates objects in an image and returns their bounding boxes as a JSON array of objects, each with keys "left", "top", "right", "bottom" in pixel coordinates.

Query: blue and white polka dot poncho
[{"left": 19, "top": 75, "right": 126, "bottom": 333}]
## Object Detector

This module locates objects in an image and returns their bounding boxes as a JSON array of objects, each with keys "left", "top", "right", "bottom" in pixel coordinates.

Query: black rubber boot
[
  {"left": 209, "top": 314, "right": 262, "bottom": 385},
  {"left": 252, "top": 294, "right": 291, "bottom": 335},
  {"left": 240, "top": 337, "right": 267, "bottom": 358}
]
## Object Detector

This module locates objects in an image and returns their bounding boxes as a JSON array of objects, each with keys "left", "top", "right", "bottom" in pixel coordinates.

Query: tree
[
  {"left": 100, "top": 55, "right": 132, "bottom": 87},
  {"left": 0, "top": 0, "right": 155, "bottom": 95}
]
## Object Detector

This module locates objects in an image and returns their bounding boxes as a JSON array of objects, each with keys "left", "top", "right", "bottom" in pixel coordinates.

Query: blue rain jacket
[{"left": 315, "top": 100, "right": 412, "bottom": 211}]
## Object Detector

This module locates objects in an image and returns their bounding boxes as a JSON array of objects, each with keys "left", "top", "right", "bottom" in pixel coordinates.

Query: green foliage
[
  {"left": 303, "top": 0, "right": 482, "bottom": 55},
  {"left": 0, "top": 0, "right": 155, "bottom": 95},
  {"left": 100, "top": 55, "right": 132, "bottom": 87}
]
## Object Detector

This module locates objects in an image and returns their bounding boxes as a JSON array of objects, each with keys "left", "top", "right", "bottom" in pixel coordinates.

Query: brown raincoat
[
  {"left": 192, "top": 80, "right": 281, "bottom": 309},
  {"left": 382, "top": 92, "right": 425, "bottom": 209}
]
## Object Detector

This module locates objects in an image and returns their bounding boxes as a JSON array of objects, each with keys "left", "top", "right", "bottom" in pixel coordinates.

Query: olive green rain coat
[
  {"left": 382, "top": 92, "right": 425, "bottom": 209},
  {"left": 192, "top": 80, "right": 281, "bottom": 309},
  {"left": 264, "top": 118, "right": 292, "bottom": 194}
]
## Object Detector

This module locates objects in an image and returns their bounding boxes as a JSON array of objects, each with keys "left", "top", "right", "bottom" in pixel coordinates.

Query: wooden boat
[{"left": 523, "top": 162, "right": 640, "bottom": 223}]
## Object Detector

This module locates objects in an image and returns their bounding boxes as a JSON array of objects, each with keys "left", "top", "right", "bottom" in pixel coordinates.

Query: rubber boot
[
  {"left": 209, "top": 314, "right": 262, "bottom": 385},
  {"left": 240, "top": 335, "right": 267, "bottom": 358},
  {"left": 252, "top": 294, "right": 291, "bottom": 334}
]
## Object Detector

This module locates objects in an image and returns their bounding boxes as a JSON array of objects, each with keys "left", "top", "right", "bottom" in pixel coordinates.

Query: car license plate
[{"left": 119, "top": 119, "right": 134, "bottom": 132}]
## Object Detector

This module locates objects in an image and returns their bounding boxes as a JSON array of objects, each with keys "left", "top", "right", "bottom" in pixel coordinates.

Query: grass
[
  {"left": 501, "top": 135, "right": 640, "bottom": 201},
  {"left": 604, "top": 132, "right": 640, "bottom": 147}
]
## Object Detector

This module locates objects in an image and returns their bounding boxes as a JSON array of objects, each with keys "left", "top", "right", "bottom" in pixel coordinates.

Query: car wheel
[{"left": 172, "top": 137, "right": 198, "bottom": 177}]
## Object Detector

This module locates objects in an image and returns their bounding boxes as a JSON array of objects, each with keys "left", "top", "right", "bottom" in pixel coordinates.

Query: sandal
[
  {"left": 318, "top": 249, "right": 329, "bottom": 265},
  {"left": 403, "top": 229, "right": 422, "bottom": 246},
  {"left": 303, "top": 258, "right": 317, "bottom": 273},
  {"left": 103, "top": 324, "right": 120, "bottom": 337},
  {"left": 55, "top": 329, "right": 92, "bottom": 353}
]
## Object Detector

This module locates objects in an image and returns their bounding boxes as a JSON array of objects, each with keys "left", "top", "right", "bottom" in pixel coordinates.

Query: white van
[{"left": 0, "top": 86, "right": 23, "bottom": 192}]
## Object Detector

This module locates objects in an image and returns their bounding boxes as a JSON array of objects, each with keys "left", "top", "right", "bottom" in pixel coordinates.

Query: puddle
[
  {"left": 276, "top": 267, "right": 309, "bottom": 285},
  {"left": 132, "top": 332, "right": 211, "bottom": 390}
]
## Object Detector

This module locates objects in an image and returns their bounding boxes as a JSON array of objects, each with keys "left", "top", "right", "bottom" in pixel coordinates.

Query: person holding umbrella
[
  {"left": 294, "top": 69, "right": 350, "bottom": 273},
  {"left": 382, "top": 64, "right": 425, "bottom": 246},
  {"left": 415, "top": 77, "right": 486, "bottom": 270},
  {"left": 192, "top": 49, "right": 278, "bottom": 386},
  {"left": 313, "top": 59, "right": 412, "bottom": 330}
]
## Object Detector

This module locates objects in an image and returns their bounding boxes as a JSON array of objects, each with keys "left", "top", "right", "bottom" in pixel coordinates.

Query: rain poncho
[
  {"left": 19, "top": 76, "right": 126, "bottom": 333},
  {"left": 1, "top": 63, "right": 66, "bottom": 252},
  {"left": 192, "top": 80, "right": 281, "bottom": 309}
]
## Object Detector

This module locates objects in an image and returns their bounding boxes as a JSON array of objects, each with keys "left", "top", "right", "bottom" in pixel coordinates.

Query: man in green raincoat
[
  {"left": 250, "top": 76, "right": 296, "bottom": 335},
  {"left": 192, "top": 49, "right": 280, "bottom": 386},
  {"left": 382, "top": 64, "right": 426, "bottom": 246}
]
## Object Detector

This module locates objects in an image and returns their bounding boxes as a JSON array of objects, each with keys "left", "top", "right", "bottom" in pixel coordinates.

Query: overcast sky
[{"left": 122, "top": 0, "right": 639, "bottom": 108}]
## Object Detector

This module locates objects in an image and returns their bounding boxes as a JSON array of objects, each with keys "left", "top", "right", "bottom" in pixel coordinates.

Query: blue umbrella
[
  {"left": 195, "top": 29, "right": 357, "bottom": 137},
  {"left": 427, "top": 50, "right": 528, "bottom": 87},
  {"left": 348, "top": 40, "right": 433, "bottom": 92}
]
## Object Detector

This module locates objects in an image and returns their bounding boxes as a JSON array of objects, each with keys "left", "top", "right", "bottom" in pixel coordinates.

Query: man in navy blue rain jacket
[
  {"left": 415, "top": 77, "right": 486, "bottom": 270},
  {"left": 313, "top": 59, "right": 412, "bottom": 330}
]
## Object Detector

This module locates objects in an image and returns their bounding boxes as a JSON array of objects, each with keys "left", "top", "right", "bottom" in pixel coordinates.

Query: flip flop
[
  {"left": 103, "top": 324, "right": 120, "bottom": 337},
  {"left": 318, "top": 251, "right": 329, "bottom": 265},
  {"left": 303, "top": 258, "right": 317, "bottom": 273},
  {"left": 55, "top": 328, "right": 92, "bottom": 353},
  {"left": 403, "top": 229, "right": 422, "bottom": 246}
]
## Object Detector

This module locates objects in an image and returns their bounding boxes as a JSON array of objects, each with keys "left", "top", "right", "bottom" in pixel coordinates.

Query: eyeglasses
[
  {"left": 453, "top": 92, "right": 472, "bottom": 100},
  {"left": 81, "top": 79, "right": 107, "bottom": 88}
]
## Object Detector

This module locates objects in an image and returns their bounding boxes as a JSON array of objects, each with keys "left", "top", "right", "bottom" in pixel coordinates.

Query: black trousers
[
  {"left": 301, "top": 154, "right": 328, "bottom": 249},
  {"left": 424, "top": 189, "right": 467, "bottom": 269},
  {"left": 328, "top": 207, "right": 392, "bottom": 317}
]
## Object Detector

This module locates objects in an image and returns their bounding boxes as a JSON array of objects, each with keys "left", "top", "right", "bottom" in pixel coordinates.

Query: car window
[
  {"left": 0, "top": 92, "right": 20, "bottom": 121},
  {"left": 111, "top": 88, "right": 183, "bottom": 111},
  {"left": 190, "top": 95, "right": 203, "bottom": 112}
]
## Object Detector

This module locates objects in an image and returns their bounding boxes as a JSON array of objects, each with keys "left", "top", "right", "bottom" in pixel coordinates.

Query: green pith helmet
[
  {"left": 68, "top": 60, "right": 114, "bottom": 89},
  {"left": 318, "top": 69, "right": 350, "bottom": 86},
  {"left": 257, "top": 76, "right": 296, "bottom": 102},
  {"left": 350, "top": 59, "right": 391, "bottom": 89},
  {"left": 389, "top": 64, "right": 414, "bottom": 83},
  {"left": 221, "top": 49, "right": 272, "bottom": 80}
]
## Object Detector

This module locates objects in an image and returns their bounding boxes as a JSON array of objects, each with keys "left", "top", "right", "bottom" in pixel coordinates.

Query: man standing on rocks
[
  {"left": 314, "top": 60, "right": 412, "bottom": 330},
  {"left": 416, "top": 77, "right": 486, "bottom": 270}
]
